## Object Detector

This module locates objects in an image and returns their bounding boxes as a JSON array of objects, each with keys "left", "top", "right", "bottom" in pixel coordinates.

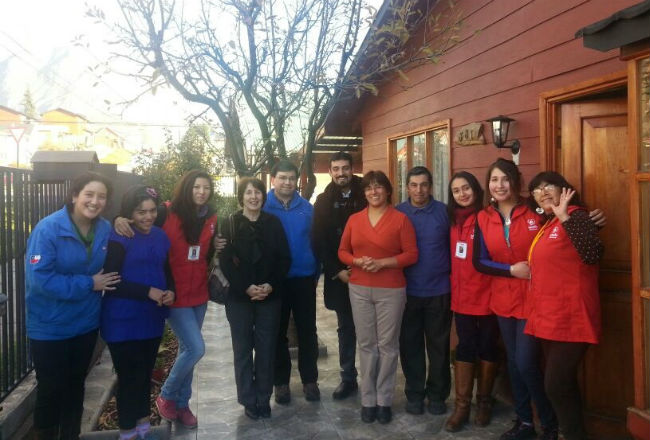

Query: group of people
[
  {"left": 318, "top": 153, "right": 603, "bottom": 440},
  {"left": 26, "top": 170, "right": 217, "bottom": 440},
  {"left": 24, "top": 151, "right": 603, "bottom": 440}
]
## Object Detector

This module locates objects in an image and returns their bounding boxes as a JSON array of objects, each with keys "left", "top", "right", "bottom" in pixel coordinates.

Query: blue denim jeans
[
  {"left": 497, "top": 316, "right": 557, "bottom": 428},
  {"left": 161, "top": 303, "right": 207, "bottom": 408}
]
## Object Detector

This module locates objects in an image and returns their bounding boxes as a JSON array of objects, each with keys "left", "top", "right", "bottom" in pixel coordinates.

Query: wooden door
[{"left": 560, "top": 97, "right": 634, "bottom": 438}]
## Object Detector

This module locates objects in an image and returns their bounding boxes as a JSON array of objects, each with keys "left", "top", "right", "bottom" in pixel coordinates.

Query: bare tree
[{"left": 92, "top": 0, "right": 462, "bottom": 196}]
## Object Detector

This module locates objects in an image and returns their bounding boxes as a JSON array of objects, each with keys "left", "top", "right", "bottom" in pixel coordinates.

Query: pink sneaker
[
  {"left": 177, "top": 407, "right": 198, "bottom": 429},
  {"left": 155, "top": 395, "right": 177, "bottom": 422}
]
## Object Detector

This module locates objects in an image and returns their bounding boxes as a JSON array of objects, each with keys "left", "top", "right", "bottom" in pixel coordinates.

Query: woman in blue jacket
[
  {"left": 102, "top": 185, "right": 175, "bottom": 440},
  {"left": 25, "top": 172, "right": 120, "bottom": 440}
]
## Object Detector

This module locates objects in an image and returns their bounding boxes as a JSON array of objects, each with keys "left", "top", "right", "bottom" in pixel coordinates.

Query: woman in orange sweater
[{"left": 338, "top": 170, "right": 418, "bottom": 425}]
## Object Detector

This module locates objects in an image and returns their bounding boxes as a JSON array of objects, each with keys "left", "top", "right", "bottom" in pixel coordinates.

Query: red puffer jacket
[
  {"left": 163, "top": 208, "right": 217, "bottom": 308},
  {"left": 525, "top": 206, "right": 601, "bottom": 343},
  {"left": 477, "top": 205, "right": 541, "bottom": 319},
  {"left": 450, "top": 214, "right": 492, "bottom": 315}
]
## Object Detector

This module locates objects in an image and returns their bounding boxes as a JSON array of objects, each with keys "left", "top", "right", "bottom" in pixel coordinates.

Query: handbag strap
[{"left": 228, "top": 213, "right": 235, "bottom": 243}]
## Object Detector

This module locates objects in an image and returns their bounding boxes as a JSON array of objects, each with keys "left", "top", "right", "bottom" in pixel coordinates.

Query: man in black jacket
[{"left": 312, "top": 152, "right": 366, "bottom": 400}]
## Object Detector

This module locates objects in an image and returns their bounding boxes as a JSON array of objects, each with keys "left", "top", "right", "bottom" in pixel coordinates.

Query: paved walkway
[{"left": 161, "top": 282, "right": 516, "bottom": 440}]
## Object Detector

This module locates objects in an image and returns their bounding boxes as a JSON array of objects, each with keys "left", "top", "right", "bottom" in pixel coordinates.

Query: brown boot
[
  {"left": 475, "top": 360, "right": 498, "bottom": 426},
  {"left": 445, "top": 361, "right": 475, "bottom": 432}
]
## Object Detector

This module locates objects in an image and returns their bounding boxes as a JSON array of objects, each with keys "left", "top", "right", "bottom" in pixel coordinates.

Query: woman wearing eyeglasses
[{"left": 525, "top": 171, "right": 603, "bottom": 440}]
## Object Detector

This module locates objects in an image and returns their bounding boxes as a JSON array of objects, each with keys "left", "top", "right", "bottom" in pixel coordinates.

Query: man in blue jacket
[
  {"left": 396, "top": 166, "right": 452, "bottom": 416},
  {"left": 264, "top": 159, "right": 320, "bottom": 404}
]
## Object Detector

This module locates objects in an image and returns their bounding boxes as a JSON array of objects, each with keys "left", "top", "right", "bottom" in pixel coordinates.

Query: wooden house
[{"left": 322, "top": 0, "right": 650, "bottom": 438}]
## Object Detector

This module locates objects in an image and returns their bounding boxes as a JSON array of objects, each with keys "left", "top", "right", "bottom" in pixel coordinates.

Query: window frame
[{"left": 386, "top": 119, "right": 451, "bottom": 205}]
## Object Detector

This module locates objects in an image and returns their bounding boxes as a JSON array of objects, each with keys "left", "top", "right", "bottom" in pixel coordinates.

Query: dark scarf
[
  {"left": 454, "top": 206, "right": 476, "bottom": 227},
  {"left": 232, "top": 213, "right": 264, "bottom": 265}
]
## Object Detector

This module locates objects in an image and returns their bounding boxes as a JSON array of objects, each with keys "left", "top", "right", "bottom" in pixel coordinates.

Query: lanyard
[{"left": 527, "top": 218, "right": 555, "bottom": 265}]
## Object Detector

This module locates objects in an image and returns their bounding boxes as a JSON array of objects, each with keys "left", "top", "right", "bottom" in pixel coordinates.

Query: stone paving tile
[{"left": 162, "top": 280, "right": 517, "bottom": 439}]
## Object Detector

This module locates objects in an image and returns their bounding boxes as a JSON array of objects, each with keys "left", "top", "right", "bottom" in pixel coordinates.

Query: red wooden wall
[{"left": 356, "top": 0, "right": 637, "bottom": 189}]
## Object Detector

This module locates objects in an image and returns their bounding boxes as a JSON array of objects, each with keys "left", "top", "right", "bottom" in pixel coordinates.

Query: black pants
[
  {"left": 399, "top": 293, "right": 452, "bottom": 403},
  {"left": 30, "top": 329, "right": 98, "bottom": 440},
  {"left": 226, "top": 298, "right": 282, "bottom": 406},
  {"left": 107, "top": 337, "right": 161, "bottom": 430},
  {"left": 274, "top": 276, "right": 319, "bottom": 385},
  {"left": 454, "top": 312, "right": 500, "bottom": 362},
  {"left": 335, "top": 307, "right": 358, "bottom": 382},
  {"left": 542, "top": 339, "right": 589, "bottom": 440}
]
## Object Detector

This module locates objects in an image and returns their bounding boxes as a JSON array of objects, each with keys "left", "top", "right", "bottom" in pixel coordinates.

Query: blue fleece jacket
[
  {"left": 25, "top": 207, "right": 111, "bottom": 340},
  {"left": 264, "top": 190, "right": 318, "bottom": 278},
  {"left": 396, "top": 197, "right": 451, "bottom": 297}
]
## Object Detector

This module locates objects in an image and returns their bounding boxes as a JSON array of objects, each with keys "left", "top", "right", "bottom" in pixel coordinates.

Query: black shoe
[
  {"left": 332, "top": 381, "right": 358, "bottom": 400},
  {"left": 376, "top": 406, "right": 392, "bottom": 424},
  {"left": 303, "top": 382, "right": 321, "bottom": 401},
  {"left": 257, "top": 403, "right": 271, "bottom": 419},
  {"left": 499, "top": 419, "right": 537, "bottom": 440},
  {"left": 427, "top": 400, "right": 447, "bottom": 415},
  {"left": 361, "top": 406, "right": 377, "bottom": 423},
  {"left": 539, "top": 426, "right": 558, "bottom": 440},
  {"left": 405, "top": 400, "right": 424, "bottom": 415},
  {"left": 274, "top": 384, "right": 291, "bottom": 405},
  {"left": 244, "top": 405, "right": 259, "bottom": 420}
]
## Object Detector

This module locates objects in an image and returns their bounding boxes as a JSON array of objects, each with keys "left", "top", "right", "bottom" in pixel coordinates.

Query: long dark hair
[
  {"left": 170, "top": 170, "right": 215, "bottom": 244},
  {"left": 526, "top": 171, "right": 585, "bottom": 212},
  {"left": 447, "top": 171, "right": 484, "bottom": 224},
  {"left": 484, "top": 158, "right": 522, "bottom": 206}
]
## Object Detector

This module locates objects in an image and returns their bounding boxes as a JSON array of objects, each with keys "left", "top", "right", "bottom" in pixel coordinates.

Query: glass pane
[
  {"left": 395, "top": 138, "right": 408, "bottom": 203},
  {"left": 641, "top": 181, "right": 650, "bottom": 289},
  {"left": 431, "top": 128, "right": 450, "bottom": 203},
  {"left": 413, "top": 133, "right": 426, "bottom": 167},
  {"left": 639, "top": 57, "right": 650, "bottom": 172}
]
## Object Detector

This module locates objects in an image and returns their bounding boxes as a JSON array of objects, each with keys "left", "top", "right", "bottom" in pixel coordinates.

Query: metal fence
[{"left": 0, "top": 166, "right": 69, "bottom": 401}]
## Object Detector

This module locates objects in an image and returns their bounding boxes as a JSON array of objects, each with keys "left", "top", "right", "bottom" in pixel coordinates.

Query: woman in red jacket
[
  {"left": 338, "top": 170, "right": 418, "bottom": 425},
  {"left": 525, "top": 171, "right": 602, "bottom": 440},
  {"left": 115, "top": 170, "right": 217, "bottom": 429},
  {"left": 473, "top": 159, "right": 558, "bottom": 440},
  {"left": 445, "top": 171, "right": 499, "bottom": 432}
]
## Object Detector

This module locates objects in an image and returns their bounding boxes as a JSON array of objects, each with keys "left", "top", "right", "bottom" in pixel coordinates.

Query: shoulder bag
[{"left": 208, "top": 214, "right": 234, "bottom": 304}]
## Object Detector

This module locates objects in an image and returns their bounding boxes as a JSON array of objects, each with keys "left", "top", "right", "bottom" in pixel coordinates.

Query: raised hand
[{"left": 552, "top": 187, "right": 575, "bottom": 222}]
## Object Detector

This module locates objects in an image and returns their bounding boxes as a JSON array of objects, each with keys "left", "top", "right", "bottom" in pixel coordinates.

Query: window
[{"left": 388, "top": 121, "right": 450, "bottom": 204}]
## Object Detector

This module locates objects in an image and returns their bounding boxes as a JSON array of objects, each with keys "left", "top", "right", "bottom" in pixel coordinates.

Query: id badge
[
  {"left": 455, "top": 241, "right": 467, "bottom": 259},
  {"left": 188, "top": 245, "right": 201, "bottom": 261}
]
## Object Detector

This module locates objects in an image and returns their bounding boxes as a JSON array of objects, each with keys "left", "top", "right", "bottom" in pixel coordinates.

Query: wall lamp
[{"left": 486, "top": 115, "right": 521, "bottom": 158}]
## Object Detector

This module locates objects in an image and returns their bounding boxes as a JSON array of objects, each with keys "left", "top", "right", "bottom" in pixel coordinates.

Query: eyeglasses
[{"left": 532, "top": 184, "right": 556, "bottom": 196}]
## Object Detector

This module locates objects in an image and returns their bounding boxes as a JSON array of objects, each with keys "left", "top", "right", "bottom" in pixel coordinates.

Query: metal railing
[{"left": 0, "top": 166, "right": 69, "bottom": 400}]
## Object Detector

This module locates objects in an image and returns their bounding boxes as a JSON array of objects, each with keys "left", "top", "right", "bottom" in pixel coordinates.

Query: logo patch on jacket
[
  {"left": 549, "top": 226, "right": 560, "bottom": 239},
  {"left": 527, "top": 218, "right": 539, "bottom": 231},
  {"left": 30, "top": 255, "right": 41, "bottom": 264}
]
